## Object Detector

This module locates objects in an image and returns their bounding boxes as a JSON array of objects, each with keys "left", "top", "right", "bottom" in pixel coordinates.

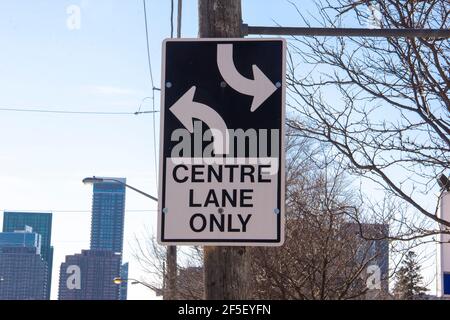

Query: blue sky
[
  {"left": 0, "top": 0, "right": 438, "bottom": 299},
  {"left": 0, "top": 0, "right": 317, "bottom": 300}
]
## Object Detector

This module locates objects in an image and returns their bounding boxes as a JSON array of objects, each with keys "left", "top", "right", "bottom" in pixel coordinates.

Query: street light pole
[
  {"left": 83, "top": 176, "right": 177, "bottom": 300},
  {"left": 82, "top": 177, "right": 158, "bottom": 202},
  {"left": 113, "top": 277, "right": 163, "bottom": 296}
]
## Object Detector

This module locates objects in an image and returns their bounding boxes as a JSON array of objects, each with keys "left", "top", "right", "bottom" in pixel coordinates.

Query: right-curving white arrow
[
  {"left": 169, "top": 86, "right": 229, "bottom": 155},
  {"left": 217, "top": 43, "right": 277, "bottom": 112}
]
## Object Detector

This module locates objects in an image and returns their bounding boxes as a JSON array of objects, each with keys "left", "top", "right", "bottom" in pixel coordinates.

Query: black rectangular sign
[{"left": 158, "top": 38, "right": 286, "bottom": 245}]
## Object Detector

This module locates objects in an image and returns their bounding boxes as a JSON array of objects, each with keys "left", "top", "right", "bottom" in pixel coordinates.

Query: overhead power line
[
  {"left": 0, "top": 209, "right": 157, "bottom": 213},
  {"left": 55, "top": 209, "right": 156, "bottom": 212},
  {"left": 0, "top": 107, "right": 158, "bottom": 115},
  {"left": 142, "top": 0, "right": 159, "bottom": 188},
  {"left": 142, "top": 0, "right": 155, "bottom": 89}
]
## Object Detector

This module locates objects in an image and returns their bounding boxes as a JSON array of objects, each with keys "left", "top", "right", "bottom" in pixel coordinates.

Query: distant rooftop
[{"left": 94, "top": 177, "right": 126, "bottom": 184}]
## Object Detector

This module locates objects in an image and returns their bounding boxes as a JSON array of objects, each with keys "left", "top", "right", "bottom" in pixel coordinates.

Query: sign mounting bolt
[{"left": 274, "top": 208, "right": 280, "bottom": 214}]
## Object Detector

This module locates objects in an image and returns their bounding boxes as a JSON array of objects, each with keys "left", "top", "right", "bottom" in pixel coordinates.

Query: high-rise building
[
  {"left": 58, "top": 177, "right": 130, "bottom": 300},
  {"left": 0, "top": 226, "right": 42, "bottom": 254},
  {"left": 345, "top": 222, "right": 389, "bottom": 297},
  {"left": 3, "top": 211, "right": 53, "bottom": 299},
  {"left": 0, "top": 228, "right": 47, "bottom": 300},
  {"left": 119, "top": 262, "right": 128, "bottom": 300},
  {"left": 89, "top": 178, "right": 126, "bottom": 253},
  {"left": 58, "top": 250, "right": 122, "bottom": 300}
]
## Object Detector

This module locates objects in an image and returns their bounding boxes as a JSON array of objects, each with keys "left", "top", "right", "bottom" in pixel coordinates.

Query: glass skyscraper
[
  {"left": 58, "top": 177, "right": 129, "bottom": 300},
  {"left": 0, "top": 227, "right": 47, "bottom": 300},
  {"left": 346, "top": 222, "right": 389, "bottom": 297},
  {"left": 58, "top": 249, "right": 122, "bottom": 300},
  {"left": 0, "top": 227, "right": 42, "bottom": 254},
  {"left": 3, "top": 211, "right": 53, "bottom": 299},
  {"left": 119, "top": 262, "right": 128, "bottom": 300},
  {"left": 90, "top": 178, "right": 126, "bottom": 253}
]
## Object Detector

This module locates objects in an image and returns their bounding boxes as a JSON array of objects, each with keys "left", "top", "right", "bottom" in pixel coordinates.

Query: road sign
[
  {"left": 439, "top": 192, "right": 450, "bottom": 296},
  {"left": 158, "top": 38, "right": 286, "bottom": 246}
]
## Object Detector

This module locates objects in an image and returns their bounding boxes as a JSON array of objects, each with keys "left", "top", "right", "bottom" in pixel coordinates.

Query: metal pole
[
  {"left": 439, "top": 191, "right": 450, "bottom": 297},
  {"left": 122, "top": 182, "right": 158, "bottom": 202},
  {"left": 242, "top": 24, "right": 450, "bottom": 38},
  {"left": 177, "top": 0, "right": 182, "bottom": 38},
  {"left": 165, "top": 0, "right": 184, "bottom": 299}
]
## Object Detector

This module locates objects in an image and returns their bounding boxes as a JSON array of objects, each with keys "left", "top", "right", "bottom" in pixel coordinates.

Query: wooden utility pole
[
  {"left": 198, "top": 0, "right": 249, "bottom": 300},
  {"left": 199, "top": 0, "right": 242, "bottom": 38},
  {"left": 165, "top": 245, "right": 177, "bottom": 299}
]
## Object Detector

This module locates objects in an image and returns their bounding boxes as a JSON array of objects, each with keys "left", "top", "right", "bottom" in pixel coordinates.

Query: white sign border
[{"left": 157, "top": 37, "right": 286, "bottom": 246}]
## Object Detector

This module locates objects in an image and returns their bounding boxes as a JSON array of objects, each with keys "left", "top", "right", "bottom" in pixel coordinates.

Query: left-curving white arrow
[
  {"left": 217, "top": 43, "right": 277, "bottom": 112},
  {"left": 169, "top": 86, "right": 230, "bottom": 155}
]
